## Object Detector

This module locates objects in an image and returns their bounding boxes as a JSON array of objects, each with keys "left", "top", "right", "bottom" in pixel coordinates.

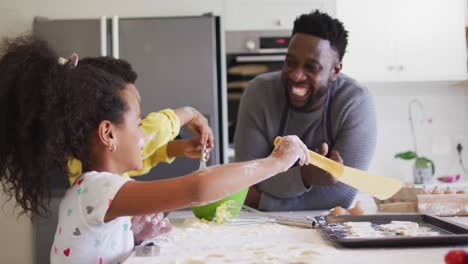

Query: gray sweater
[{"left": 234, "top": 71, "right": 377, "bottom": 211}]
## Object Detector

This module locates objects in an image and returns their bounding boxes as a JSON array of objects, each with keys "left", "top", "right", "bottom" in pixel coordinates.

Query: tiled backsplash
[{"left": 366, "top": 80, "right": 468, "bottom": 184}]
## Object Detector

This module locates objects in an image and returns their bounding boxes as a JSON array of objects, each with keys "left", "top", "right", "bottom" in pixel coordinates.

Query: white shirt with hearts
[{"left": 50, "top": 171, "right": 134, "bottom": 264}]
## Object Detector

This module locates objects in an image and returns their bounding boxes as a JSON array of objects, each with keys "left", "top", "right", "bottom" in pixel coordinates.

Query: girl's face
[{"left": 114, "top": 84, "right": 145, "bottom": 172}]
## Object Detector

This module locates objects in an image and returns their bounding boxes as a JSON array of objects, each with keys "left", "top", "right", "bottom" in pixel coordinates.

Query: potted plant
[
  {"left": 394, "top": 151, "right": 435, "bottom": 184},
  {"left": 395, "top": 99, "right": 435, "bottom": 184}
]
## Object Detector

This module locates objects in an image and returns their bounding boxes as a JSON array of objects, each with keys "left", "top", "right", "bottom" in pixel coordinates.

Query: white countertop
[{"left": 125, "top": 195, "right": 468, "bottom": 264}]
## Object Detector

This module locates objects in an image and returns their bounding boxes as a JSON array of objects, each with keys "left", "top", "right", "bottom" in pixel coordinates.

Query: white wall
[
  {"left": 0, "top": 1, "right": 37, "bottom": 262},
  {"left": 0, "top": 0, "right": 224, "bottom": 39},
  {"left": 0, "top": 194, "right": 33, "bottom": 264},
  {"left": 367, "top": 81, "right": 468, "bottom": 183},
  {"left": 0, "top": 0, "right": 37, "bottom": 38},
  {"left": 0, "top": 1, "right": 36, "bottom": 262},
  {"left": 0, "top": 1, "right": 467, "bottom": 264}
]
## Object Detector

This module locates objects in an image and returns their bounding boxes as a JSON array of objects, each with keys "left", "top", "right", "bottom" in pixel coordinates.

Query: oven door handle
[{"left": 235, "top": 55, "right": 285, "bottom": 63}]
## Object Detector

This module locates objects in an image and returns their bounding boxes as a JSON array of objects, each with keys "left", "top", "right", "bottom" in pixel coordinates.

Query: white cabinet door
[
  {"left": 336, "top": 0, "right": 467, "bottom": 82},
  {"left": 224, "top": 0, "right": 335, "bottom": 31},
  {"left": 337, "top": 0, "right": 396, "bottom": 82},
  {"left": 396, "top": 0, "right": 467, "bottom": 81}
]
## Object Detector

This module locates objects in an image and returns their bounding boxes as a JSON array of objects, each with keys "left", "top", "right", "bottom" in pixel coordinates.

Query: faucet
[{"left": 408, "top": 99, "right": 430, "bottom": 154}]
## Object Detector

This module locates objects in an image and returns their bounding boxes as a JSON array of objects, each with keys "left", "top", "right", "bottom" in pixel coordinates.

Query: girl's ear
[{"left": 97, "top": 120, "right": 115, "bottom": 150}]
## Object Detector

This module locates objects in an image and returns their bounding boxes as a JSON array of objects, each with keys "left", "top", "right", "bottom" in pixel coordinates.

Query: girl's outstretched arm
[{"left": 104, "top": 135, "right": 310, "bottom": 222}]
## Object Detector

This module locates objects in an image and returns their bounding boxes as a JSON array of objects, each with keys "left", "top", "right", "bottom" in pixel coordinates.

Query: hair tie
[
  {"left": 57, "top": 57, "right": 68, "bottom": 66},
  {"left": 57, "top": 53, "right": 79, "bottom": 67}
]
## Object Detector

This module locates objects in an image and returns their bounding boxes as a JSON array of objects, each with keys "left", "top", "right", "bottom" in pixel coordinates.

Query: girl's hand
[
  {"left": 167, "top": 138, "right": 213, "bottom": 159},
  {"left": 300, "top": 143, "right": 342, "bottom": 186},
  {"left": 132, "top": 213, "right": 172, "bottom": 245},
  {"left": 182, "top": 137, "right": 212, "bottom": 160},
  {"left": 185, "top": 108, "right": 214, "bottom": 149},
  {"left": 270, "top": 135, "right": 310, "bottom": 171}
]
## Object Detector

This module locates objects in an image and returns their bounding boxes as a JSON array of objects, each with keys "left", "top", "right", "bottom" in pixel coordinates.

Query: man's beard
[{"left": 283, "top": 78, "right": 330, "bottom": 112}]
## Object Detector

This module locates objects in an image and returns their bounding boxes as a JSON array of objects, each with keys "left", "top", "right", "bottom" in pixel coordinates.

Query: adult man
[{"left": 234, "top": 11, "right": 377, "bottom": 211}]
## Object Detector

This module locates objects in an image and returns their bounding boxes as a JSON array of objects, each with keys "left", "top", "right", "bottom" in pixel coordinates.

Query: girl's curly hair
[{"left": 0, "top": 36, "right": 127, "bottom": 219}]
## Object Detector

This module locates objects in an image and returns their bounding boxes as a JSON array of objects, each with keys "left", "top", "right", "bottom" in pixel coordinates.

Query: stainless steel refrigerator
[{"left": 33, "top": 15, "right": 226, "bottom": 263}]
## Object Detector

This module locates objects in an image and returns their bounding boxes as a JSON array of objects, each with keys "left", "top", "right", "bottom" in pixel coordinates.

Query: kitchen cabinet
[
  {"left": 336, "top": 0, "right": 467, "bottom": 82},
  {"left": 224, "top": 0, "right": 336, "bottom": 31}
]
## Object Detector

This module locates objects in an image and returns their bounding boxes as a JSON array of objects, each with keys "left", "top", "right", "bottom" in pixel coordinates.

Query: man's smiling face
[{"left": 282, "top": 33, "right": 341, "bottom": 112}]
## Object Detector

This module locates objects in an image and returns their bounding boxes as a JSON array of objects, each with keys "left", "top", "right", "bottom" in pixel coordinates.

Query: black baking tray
[{"left": 315, "top": 214, "right": 468, "bottom": 248}]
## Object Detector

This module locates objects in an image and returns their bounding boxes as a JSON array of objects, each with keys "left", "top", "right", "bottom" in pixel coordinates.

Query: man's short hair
[{"left": 292, "top": 10, "right": 348, "bottom": 61}]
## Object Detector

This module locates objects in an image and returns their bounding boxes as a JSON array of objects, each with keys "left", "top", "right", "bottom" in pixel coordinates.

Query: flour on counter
[{"left": 131, "top": 217, "right": 337, "bottom": 264}]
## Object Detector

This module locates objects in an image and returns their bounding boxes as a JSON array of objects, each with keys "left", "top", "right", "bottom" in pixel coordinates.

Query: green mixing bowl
[{"left": 191, "top": 188, "right": 248, "bottom": 221}]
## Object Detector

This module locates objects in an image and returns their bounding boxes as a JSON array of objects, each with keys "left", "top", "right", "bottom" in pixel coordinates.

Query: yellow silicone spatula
[{"left": 274, "top": 137, "right": 402, "bottom": 200}]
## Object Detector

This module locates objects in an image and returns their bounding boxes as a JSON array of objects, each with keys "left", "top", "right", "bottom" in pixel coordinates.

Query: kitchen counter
[{"left": 126, "top": 195, "right": 468, "bottom": 264}]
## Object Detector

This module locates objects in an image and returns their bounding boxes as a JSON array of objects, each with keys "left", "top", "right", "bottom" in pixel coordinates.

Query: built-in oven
[{"left": 225, "top": 31, "right": 291, "bottom": 159}]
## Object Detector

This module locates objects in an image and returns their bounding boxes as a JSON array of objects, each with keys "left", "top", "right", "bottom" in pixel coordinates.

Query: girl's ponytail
[
  {"left": 0, "top": 35, "right": 70, "bottom": 218},
  {"left": 0, "top": 35, "right": 128, "bottom": 219}
]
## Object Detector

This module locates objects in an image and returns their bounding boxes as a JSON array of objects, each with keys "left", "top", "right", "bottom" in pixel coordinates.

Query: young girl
[
  {"left": 69, "top": 56, "right": 215, "bottom": 184},
  {"left": 70, "top": 56, "right": 215, "bottom": 247},
  {"left": 0, "top": 36, "right": 310, "bottom": 263}
]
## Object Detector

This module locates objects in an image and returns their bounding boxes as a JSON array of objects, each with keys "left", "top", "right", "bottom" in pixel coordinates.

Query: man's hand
[
  {"left": 132, "top": 213, "right": 172, "bottom": 245},
  {"left": 300, "top": 143, "right": 343, "bottom": 187}
]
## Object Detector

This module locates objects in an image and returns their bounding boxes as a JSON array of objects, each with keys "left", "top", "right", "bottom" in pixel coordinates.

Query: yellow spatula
[{"left": 274, "top": 137, "right": 402, "bottom": 200}]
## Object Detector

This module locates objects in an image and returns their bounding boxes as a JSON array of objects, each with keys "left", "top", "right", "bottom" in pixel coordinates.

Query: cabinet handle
[
  {"left": 112, "top": 16, "right": 119, "bottom": 59},
  {"left": 387, "top": 65, "right": 394, "bottom": 71},
  {"left": 100, "top": 16, "right": 107, "bottom": 56},
  {"left": 398, "top": 65, "right": 404, "bottom": 71}
]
